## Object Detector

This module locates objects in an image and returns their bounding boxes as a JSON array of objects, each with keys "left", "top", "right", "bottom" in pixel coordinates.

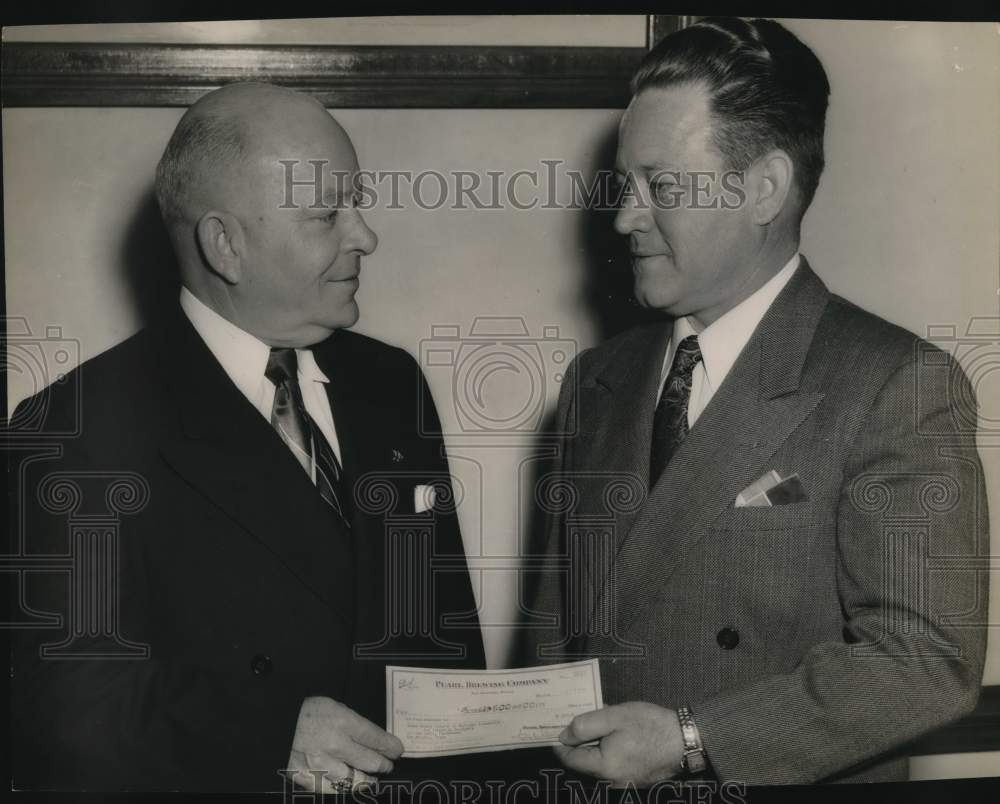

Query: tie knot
[
  {"left": 265, "top": 347, "right": 298, "bottom": 386},
  {"left": 673, "top": 334, "right": 702, "bottom": 376}
]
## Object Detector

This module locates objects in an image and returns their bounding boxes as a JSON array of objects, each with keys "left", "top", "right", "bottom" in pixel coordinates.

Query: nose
[
  {"left": 613, "top": 188, "right": 652, "bottom": 237},
  {"left": 349, "top": 208, "right": 378, "bottom": 256}
]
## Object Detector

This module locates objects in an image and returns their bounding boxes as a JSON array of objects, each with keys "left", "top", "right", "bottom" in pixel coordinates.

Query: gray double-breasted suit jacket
[{"left": 523, "top": 259, "right": 988, "bottom": 785}]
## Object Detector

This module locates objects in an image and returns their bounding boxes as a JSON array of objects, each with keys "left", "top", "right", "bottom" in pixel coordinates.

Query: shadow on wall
[
  {"left": 121, "top": 187, "right": 180, "bottom": 326},
  {"left": 578, "top": 123, "right": 662, "bottom": 343},
  {"left": 511, "top": 126, "right": 665, "bottom": 667}
]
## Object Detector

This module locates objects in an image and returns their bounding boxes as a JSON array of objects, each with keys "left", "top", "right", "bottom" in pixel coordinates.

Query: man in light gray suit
[{"left": 523, "top": 17, "right": 988, "bottom": 786}]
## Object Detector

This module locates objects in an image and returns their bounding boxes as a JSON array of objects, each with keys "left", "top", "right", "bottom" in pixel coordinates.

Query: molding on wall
[
  {"left": 648, "top": 14, "right": 699, "bottom": 47},
  {"left": 0, "top": 15, "right": 692, "bottom": 108},
  {"left": 1, "top": 42, "right": 647, "bottom": 108}
]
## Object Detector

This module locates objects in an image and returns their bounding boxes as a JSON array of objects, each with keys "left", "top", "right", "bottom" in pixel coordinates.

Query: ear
[
  {"left": 195, "top": 210, "right": 245, "bottom": 284},
  {"left": 749, "top": 149, "right": 794, "bottom": 226}
]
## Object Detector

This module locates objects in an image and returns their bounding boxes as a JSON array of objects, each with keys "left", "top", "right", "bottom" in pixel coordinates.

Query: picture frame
[{"left": 1, "top": 15, "right": 692, "bottom": 108}]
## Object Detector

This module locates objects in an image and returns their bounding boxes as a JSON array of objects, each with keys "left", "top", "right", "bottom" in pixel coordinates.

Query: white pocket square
[
  {"left": 735, "top": 470, "right": 808, "bottom": 507},
  {"left": 414, "top": 484, "right": 437, "bottom": 514}
]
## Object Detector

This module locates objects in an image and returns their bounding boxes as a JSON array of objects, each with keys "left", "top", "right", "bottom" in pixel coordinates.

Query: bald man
[{"left": 10, "top": 83, "right": 485, "bottom": 792}]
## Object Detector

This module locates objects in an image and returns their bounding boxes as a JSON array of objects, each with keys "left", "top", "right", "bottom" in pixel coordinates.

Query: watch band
[{"left": 677, "top": 706, "right": 708, "bottom": 775}]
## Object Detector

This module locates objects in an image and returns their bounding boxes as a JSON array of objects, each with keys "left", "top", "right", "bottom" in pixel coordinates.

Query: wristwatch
[{"left": 677, "top": 706, "right": 708, "bottom": 775}]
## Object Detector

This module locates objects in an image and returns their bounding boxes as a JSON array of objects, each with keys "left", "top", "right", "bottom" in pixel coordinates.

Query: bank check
[{"left": 386, "top": 659, "right": 603, "bottom": 757}]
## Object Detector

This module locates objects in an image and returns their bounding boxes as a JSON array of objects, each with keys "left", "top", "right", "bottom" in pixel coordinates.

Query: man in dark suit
[
  {"left": 523, "top": 18, "right": 989, "bottom": 786},
  {"left": 10, "top": 82, "right": 484, "bottom": 792}
]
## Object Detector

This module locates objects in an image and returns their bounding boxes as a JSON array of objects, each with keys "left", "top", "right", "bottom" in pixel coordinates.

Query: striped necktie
[{"left": 265, "top": 347, "right": 352, "bottom": 529}]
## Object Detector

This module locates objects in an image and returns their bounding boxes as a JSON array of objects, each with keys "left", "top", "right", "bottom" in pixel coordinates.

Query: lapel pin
[{"left": 392, "top": 449, "right": 405, "bottom": 464}]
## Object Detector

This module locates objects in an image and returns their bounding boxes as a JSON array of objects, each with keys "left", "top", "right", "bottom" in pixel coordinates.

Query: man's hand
[
  {"left": 286, "top": 697, "right": 404, "bottom": 793},
  {"left": 554, "top": 702, "right": 685, "bottom": 788}
]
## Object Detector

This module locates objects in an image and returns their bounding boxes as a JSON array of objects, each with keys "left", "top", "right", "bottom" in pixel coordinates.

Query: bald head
[
  {"left": 154, "top": 82, "right": 352, "bottom": 226},
  {"left": 153, "top": 81, "right": 377, "bottom": 347}
]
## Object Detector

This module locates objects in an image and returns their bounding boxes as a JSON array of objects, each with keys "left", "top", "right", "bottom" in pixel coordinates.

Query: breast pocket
[{"left": 711, "top": 501, "right": 828, "bottom": 533}]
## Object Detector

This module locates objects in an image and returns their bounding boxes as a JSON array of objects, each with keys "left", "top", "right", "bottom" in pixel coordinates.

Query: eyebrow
[
  {"left": 291, "top": 191, "right": 345, "bottom": 218},
  {"left": 318, "top": 187, "right": 355, "bottom": 208},
  {"left": 614, "top": 159, "right": 682, "bottom": 175},
  {"left": 637, "top": 160, "right": 681, "bottom": 172},
  {"left": 320, "top": 192, "right": 342, "bottom": 207}
]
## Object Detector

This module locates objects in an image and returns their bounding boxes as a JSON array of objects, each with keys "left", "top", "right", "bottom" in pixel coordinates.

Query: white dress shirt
[
  {"left": 179, "top": 286, "right": 344, "bottom": 467},
  {"left": 658, "top": 254, "right": 801, "bottom": 428}
]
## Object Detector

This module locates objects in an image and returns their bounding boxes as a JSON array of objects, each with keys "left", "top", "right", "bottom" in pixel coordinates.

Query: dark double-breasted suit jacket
[
  {"left": 10, "top": 302, "right": 485, "bottom": 790},
  {"left": 523, "top": 260, "right": 988, "bottom": 785}
]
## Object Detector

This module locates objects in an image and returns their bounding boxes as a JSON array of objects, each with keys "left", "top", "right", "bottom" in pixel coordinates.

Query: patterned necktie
[
  {"left": 265, "top": 348, "right": 352, "bottom": 529},
  {"left": 649, "top": 334, "right": 703, "bottom": 489}
]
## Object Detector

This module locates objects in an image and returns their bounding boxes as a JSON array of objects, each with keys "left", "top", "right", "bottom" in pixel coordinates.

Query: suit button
[
  {"left": 716, "top": 628, "right": 740, "bottom": 650},
  {"left": 250, "top": 654, "right": 273, "bottom": 676}
]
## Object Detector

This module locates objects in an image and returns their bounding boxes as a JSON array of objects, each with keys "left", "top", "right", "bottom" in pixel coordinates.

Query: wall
[
  {"left": 3, "top": 15, "right": 998, "bottom": 779},
  {"left": 1, "top": 14, "right": 647, "bottom": 46}
]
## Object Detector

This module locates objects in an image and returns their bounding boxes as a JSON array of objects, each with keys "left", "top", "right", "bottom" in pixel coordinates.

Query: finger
[
  {"left": 338, "top": 740, "right": 396, "bottom": 775},
  {"left": 289, "top": 769, "right": 317, "bottom": 792},
  {"left": 286, "top": 751, "right": 331, "bottom": 793},
  {"left": 560, "top": 709, "right": 613, "bottom": 745},
  {"left": 352, "top": 769, "right": 378, "bottom": 792},
  {"left": 285, "top": 750, "right": 311, "bottom": 789},
  {"left": 287, "top": 749, "right": 307, "bottom": 771},
  {"left": 311, "top": 734, "right": 395, "bottom": 774},
  {"left": 338, "top": 708, "right": 405, "bottom": 758},
  {"left": 300, "top": 751, "right": 354, "bottom": 791},
  {"left": 554, "top": 743, "right": 606, "bottom": 777}
]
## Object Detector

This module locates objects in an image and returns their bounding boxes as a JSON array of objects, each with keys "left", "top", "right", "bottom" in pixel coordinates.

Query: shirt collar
[
  {"left": 180, "top": 286, "right": 271, "bottom": 401},
  {"left": 179, "top": 287, "right": 329, "bottom": 397},
  {"left": 297, "top": 346, "right": 330, "bottom": 384},
  {"left": 668, "top": 253, "right": 801, "bottom": 392}
]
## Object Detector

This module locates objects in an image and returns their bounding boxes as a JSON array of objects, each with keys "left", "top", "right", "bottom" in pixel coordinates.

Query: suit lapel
[
  {"left": 311, "top": 332, "right": 406, "bottom": 646},
  {"left": 310, "top": 331, "right": 402, "bottom": 517},
  {"left": 572, "top": 323, "right": 670, "bottom": 598},
  {"left": 152, "top": 306, "right": 355, "bottom": 622},
  {"left": 590, "top": 260, "right": 830, "bottom": 639}
]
